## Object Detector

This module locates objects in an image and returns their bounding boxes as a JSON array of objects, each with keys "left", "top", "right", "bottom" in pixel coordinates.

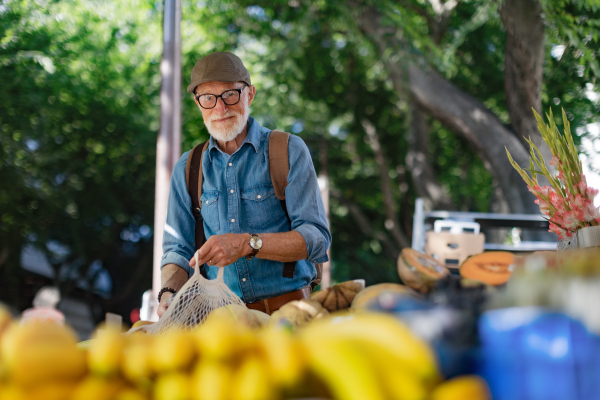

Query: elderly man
[{"left": 157, "top": 52, "right": 331, "bottom": 317}]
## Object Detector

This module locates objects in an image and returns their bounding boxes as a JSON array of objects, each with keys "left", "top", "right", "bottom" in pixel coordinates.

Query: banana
[
  {"left": 301, "top": 336, "right": 387, "bottom": 400},
  {"left": 191, "top": 360, "right": 232, "bottom": 400},
  {"left": 194, "top": 317, "right": 254, "bottom": 362},
  {"left": 430, "top": 375, "right": 491, "bottom": 400},
  {"left": 353, "top": 340, "right": 429, "bottom": 400},
  {"left": 302, "top": 313, "right": 439, "bottom": 384},
  {"left": 256, "top": 327, "right": 306, "bottom": 387},
  {"left": 4, "top": 381, "right": 76, "bottom": 400},
  {"left": 204, "top": 304, "right": 270, "bottom": 329},
  {"left": 122, "top": 335, "right": 154, "bottom": 384},
  {"left": 70, "top": 376, "right": 125, "bottom": 400},
  {"left": 0, "top": 384, "right": 26, "bottom": 400},
  {"left": 0, "top": 321, "right": 86, "bottom": 387},
  {"left": 114, "top": 388, "right": 150, "bottom": 400},
  {"left": 230, "top": 354, "right": 275, "bottom": 400},
  {"left": 88, "top": 325, "right": 126, "bottom": 377},
  {"left": 151, "top": 329, "right": 197, "bottom": 373},
  {"left": 153, "top": 372, "right": 191, "bottom": 400}
]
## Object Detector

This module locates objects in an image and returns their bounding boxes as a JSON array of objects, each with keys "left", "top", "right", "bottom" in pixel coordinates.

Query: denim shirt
[{"left": 160, "top": 116, "right": 331, "bottom": 302}]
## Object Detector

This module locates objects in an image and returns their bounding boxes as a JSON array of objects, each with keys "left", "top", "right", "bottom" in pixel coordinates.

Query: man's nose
[{"left": 213, "top": 97, "right": 228, "bottom": 113}]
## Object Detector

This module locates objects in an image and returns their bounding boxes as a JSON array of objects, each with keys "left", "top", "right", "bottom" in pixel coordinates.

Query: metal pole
[
  {"left": 318, "top": 138, "right": 331, "bottom": 288},
  {"left": 151, "top": 0, "right": 181, "bottom": 320}
]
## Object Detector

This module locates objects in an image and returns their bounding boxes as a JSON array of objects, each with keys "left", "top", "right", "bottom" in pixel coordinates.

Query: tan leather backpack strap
[
  {"left": 185, "top": 140, "right": 210, "bottom": 253},
  {"left": 269, "top": 130, "right": 290, "bottom": 201},
  {"left": 268, "top": 130, "right": 296, "bottom": 279}
]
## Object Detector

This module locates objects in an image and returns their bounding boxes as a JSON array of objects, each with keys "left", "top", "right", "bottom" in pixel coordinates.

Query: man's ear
[{"left": 247, "top": 85, "right": 256, "bottom": 106}]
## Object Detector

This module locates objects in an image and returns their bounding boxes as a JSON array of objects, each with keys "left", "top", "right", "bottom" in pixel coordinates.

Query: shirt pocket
[
  {"left": 200, "top": 190, "right": 220, "bottom": 232},
  {"left": 241, "top": 185, "right": 285, "bottom": 230}
]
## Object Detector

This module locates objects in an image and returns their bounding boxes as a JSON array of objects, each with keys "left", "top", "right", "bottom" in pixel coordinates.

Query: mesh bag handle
[{"left": 129, "top": 256, "right": 244, "bottom": 335}]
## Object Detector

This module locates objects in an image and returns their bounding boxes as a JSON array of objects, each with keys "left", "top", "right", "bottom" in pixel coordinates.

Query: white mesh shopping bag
[{"left": 131, "top": 253, "right": 244, "bottom": 335}]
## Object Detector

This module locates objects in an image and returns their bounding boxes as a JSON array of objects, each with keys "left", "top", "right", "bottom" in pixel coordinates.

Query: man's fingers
[
  {"left": 198, "top": 247, "right": 222, "bottom": 266},
  {"left": 190, "top": 241, "right": 214, "bottom": 266}
]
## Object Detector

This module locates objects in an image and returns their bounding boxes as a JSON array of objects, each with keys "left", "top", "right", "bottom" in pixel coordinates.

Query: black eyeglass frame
[{"left": 194, "top": 85, "right": 247, "bottom": 109}]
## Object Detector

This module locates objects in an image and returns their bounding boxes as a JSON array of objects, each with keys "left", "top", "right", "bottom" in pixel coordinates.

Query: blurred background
[{"left": 1, "top": 0, "right": 599, "bottom": 336}]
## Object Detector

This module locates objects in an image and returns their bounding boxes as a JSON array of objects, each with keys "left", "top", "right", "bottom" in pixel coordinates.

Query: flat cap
[{"left": 186, "top": 51, "right": 251, "bottom": 94}]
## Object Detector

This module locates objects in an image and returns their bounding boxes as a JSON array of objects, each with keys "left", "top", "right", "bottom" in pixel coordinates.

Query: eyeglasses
[{"left": 195, "top": 86, "right": 247, "bottom": 109}]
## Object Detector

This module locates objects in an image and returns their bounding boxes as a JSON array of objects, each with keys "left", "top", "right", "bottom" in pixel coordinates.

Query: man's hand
[
  {"left": 157, "top": 291, "right": 174, "bottom": 318},
  {"left": 189, "top": 233, "right": 250, "bottom": 268}
]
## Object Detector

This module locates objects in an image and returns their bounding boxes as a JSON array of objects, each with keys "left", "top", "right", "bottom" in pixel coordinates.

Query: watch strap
[{"left": 246, "top": 234, "right": 261, "bottom": 260}]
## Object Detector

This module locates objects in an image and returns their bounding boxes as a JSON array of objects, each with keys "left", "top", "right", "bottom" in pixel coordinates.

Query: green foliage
[
  {"left": 1, "top": 0, "right": 599, "bottom": 298},
  {"left": 0, "top": 0, "right": 161, "bottom": 312}
]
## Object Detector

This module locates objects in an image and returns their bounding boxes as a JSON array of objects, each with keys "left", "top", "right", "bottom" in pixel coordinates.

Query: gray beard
[{"left": 205, "top": 109, "right": 249, "bottom": 143}]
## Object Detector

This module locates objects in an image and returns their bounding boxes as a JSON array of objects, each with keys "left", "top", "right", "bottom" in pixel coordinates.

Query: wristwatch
[{"left": 246, "top": 234, "right": 263, "bottom": 260}]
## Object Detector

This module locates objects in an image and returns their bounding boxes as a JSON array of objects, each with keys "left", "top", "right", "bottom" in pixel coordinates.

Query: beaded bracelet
[{"left": 158, "top": 287, "right": 176, "bottom": 303}]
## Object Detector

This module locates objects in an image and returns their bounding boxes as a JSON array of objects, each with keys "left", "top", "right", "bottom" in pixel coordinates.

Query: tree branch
[
  {"left": 352, "top": 2, "right": 538, "bottom": 214},
  {"left": 361, "top": 119, "right": 411, "bottom": 249}
]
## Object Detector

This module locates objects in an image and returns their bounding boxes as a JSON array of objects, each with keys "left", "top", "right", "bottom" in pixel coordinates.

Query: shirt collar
[{"left": 207, "top": 115, "right": 260, "bottom": 161}]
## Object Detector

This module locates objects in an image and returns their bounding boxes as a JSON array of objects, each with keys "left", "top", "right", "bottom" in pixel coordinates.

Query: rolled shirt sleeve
[
  {"left": 160, "top": 151, "right": 196, "bottom": 278},
  {"left": 285, "top": 135, "right": 332, "bottom": 264}
]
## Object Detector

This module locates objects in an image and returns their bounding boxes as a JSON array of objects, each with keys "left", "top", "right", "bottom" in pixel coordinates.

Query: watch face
[{"left": 249, "top": 235, "right": 263, "bottom": 250}]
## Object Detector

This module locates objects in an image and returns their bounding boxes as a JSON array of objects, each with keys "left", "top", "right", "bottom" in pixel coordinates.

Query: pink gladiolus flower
[
  {"left": 572, "top": 194, "right": 586, "bottom": 210},
  {"left": 538, "top": 186, "right": 551, "bottom": 197},
  {"left": 583, "top": 203, "right": 600, "bottom": 222},
  {"left": 535, "top": 198, "right": 551, "bottom": 215},
  {"left": 586, "top": 186, "right": 599, "bottom": 201},
  {"left": 562, "top": 210, "right": 580, "bottom": 230},
  {"left": 558, "top": 171, "right": 566, "bottom": 182},
  {"left": 549, "top": 156, "right": 561, "bottom": 166},
  {"left": 577, "top": 181, "right": 588, "bottom": 196},
  {"left": 549, "top": 191, "right": 563, "bottom": 208}
]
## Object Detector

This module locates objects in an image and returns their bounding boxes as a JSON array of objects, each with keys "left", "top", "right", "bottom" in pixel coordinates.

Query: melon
[
  {"left": 311, "top": 279, "right": 365, "bottom": 312},
  {"left": 397, "top": 248, "right": 450, "bottom": 293},
  {"left": 350, "top": 283, "right": 420, "bottom": 310},
  {"left": 459, "top": 251, "right": 514, "bottom": 285},
  {"left": 268, "top": 299, "right": 328, "bottom": 329}
]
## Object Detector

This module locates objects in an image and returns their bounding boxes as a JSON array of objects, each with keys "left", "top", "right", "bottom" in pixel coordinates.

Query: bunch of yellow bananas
[{"left": 0, "top": 303, "right": 490, "bottom": 400}]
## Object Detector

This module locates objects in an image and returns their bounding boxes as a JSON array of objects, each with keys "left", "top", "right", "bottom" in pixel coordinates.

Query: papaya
[
  {"left": 351, "top": 283, "right": 420, "bottom": 310},
  {"left": 397, "top": 248, "right": 450, "bottom": 293},
  {"left": 311, "top": 279, "right": 365, "bottom": 312},
  {"left": 459, "top": 251, "right": 514, "bottom": 285}
]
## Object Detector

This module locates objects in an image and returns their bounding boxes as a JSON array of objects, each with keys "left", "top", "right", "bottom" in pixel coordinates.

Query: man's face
[{"left": 194, "top": 81, "right": 256, "bottom": 142}]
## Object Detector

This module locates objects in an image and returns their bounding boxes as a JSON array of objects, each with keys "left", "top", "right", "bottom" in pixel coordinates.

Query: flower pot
[{"left": 557, "top": 225, "right": 600, "bottom": 251}]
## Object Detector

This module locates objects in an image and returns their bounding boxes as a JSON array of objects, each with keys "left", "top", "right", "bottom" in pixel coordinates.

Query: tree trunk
[
  {"left": 500, "top": 0, "right": 546, "bottom": 151},
  {"left": 406, "top": 104, "right": 457, "bottom": 211},
  {"left": 353, "top": 3, "right": 538, "bottom": 214}
]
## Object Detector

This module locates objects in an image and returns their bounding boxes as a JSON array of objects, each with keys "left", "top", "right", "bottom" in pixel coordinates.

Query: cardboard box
[{"left": 425, "top": 231, "right": 486, "bottom": 271}]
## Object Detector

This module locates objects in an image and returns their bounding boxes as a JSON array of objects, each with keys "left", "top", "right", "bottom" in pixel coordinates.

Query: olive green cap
[{"left": 186, "top": 51, "right": 251, "bottom": 94}]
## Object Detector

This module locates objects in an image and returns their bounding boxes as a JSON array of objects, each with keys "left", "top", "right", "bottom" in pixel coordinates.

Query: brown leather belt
[{"left": 246, "top": 287, "right": 311, "bottom": 315}]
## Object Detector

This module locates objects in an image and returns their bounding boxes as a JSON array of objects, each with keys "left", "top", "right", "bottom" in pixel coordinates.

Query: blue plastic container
[{"left": 477, "top": 307, "right": 600, "bottom": 400}]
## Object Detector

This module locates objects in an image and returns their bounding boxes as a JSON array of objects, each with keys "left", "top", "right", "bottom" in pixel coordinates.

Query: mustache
[{"left": 209, "top": 111, "right": 239, "bottom": 122}]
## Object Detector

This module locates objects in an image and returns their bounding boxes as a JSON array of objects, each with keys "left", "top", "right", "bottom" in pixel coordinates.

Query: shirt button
[
  {"left": 242, "top": 278, "right": 246, "bottom": 282},
  {"left": 230, "top": 189, "right": 234, "bottom": 193},
  {"left": 257, "top": 195, "right": 262, "bottom": 199},
  {"left": 231, "top": 219, "right": 235, "bottom": 223},
  {"left": 205, "top": 200, "right": 209, "bottom": 204},
  {"left": 229, "top": 162, "right": 233, "bottom": 166}
]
